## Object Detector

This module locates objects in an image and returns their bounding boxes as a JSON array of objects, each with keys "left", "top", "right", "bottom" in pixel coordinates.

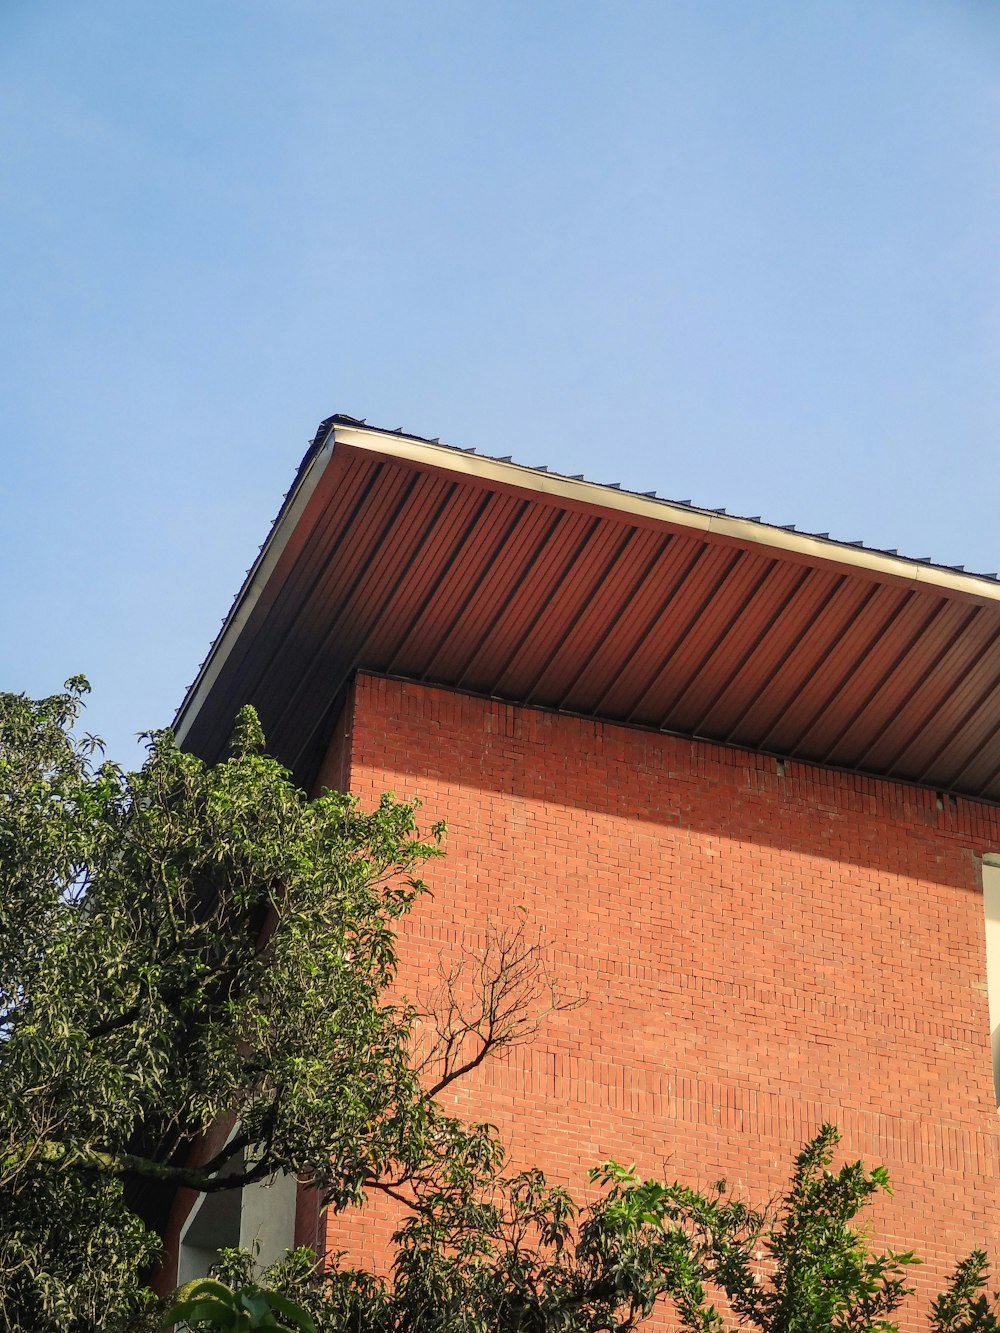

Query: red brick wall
[{"left": 325, "top": 670, "right": 1000, "bottom": 1328}]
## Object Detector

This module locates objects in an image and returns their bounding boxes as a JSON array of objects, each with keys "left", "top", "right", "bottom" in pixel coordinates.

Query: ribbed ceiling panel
[{"left": 177, "top": 435, "right": 1000, "bottom": 804}]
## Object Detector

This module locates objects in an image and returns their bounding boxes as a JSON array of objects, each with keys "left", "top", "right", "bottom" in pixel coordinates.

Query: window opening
[{"left": 177, "top": 1144, "right": 298, "bottom": 1285}]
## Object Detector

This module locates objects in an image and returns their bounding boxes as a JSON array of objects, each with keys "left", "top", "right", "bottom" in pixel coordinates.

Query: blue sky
[{"left": 2, "top": 0, "right": 998, "bottom": 766}]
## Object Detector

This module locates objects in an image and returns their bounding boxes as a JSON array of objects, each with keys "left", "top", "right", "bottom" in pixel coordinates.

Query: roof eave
[
  {"left": 173, "top": 417, "right": 1000, "bottom": 766},
  {"left": 173, "top": 422, "right": 337, "bottom": 746},
  {"left": 334, "top": 421, "right": 1000, "bottom": 606}
]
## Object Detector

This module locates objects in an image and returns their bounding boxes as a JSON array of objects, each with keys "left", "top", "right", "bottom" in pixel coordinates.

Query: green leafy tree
[
  {"left": 3, "top": 680, "right": 1000, "bottom": 1333},
  {"left": 0, "top": 678, "right": 469, "bottom": 1328},
  {"left": 164, "top": 1277, "right": 315, "bottom": 1332},
  {"left": 930, "top": 1251, "right": 1000, "bottom": 1333},
  {"left": 197, "top": 1125, "right": 1000, "bottom": 1333}
]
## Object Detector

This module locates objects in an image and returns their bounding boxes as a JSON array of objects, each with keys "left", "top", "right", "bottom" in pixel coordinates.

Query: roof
[{"left": 174, "top": 415, "right": 1000, "bottom": 803}]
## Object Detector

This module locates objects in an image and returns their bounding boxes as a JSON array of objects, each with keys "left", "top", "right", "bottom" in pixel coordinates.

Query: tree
[
  {"left": 183, "top": 1125, "right": 1000, "bottom": 1333},
  {"left": 2, "top": 681, "right": 999, "bottom": 1333},
  {"left": 0, "top": 678, "right": 549, "bottom": 1329},
  {"left": 165, "top": 1277, "right": 317, "bottom": 1332}
]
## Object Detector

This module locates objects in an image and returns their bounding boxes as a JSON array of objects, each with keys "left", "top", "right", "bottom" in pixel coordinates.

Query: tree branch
[
  {"left": 30, "top": 1136, "right": 278, "bottom": 1194},
  {"left": 418, "top": 920, "right": 584, "bottom": 1098}
]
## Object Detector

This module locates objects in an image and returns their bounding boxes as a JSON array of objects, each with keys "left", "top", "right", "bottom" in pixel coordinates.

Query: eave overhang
[{"left": 175, "top": 417, "right": 1000, "bottom": 803}]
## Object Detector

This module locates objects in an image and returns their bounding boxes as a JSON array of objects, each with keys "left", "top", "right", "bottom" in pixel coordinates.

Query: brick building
[{"left": 165, "top": 415, "right": 1000, "bottom": 1318}]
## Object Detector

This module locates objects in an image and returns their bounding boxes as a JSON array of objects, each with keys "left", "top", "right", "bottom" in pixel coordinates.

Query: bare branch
[{"left": 416, "top": 918, "right": 584, "bottom": 1099}]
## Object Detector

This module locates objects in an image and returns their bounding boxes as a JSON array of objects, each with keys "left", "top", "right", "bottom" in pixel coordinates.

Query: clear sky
[{"left": 2, "top": 0, "right": 998, "bottom": 767}]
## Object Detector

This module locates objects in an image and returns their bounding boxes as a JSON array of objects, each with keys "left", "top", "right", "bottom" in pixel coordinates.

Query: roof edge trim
[
  {"left": 173, "top": 426, "right": 337, "bottom": 746},
  {"left": 333, "top": 423, "right": 1000, "bottom": 605}
]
